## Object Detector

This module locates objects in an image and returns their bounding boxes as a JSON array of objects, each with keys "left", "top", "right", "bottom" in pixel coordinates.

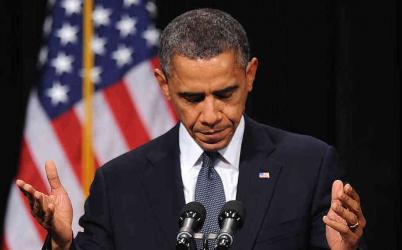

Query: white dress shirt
[{"left": 179, "top": 116, "right": 245, "bottom": 203}]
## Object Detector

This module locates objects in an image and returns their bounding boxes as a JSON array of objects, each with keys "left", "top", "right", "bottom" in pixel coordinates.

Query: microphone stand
[{"left": 194, "top": 233, "right": 218, "bottom": 250}]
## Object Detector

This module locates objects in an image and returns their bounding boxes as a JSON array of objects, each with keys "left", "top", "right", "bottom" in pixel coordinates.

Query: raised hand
[
  {"left": 323, "top": 180, "right": 366, "bottom": 250},
  {"left": 16, "top": 160, "right": 73, "bottom": 250}
]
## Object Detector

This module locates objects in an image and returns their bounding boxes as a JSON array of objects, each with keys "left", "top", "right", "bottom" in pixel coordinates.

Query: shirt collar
[{"left": 179, "top": 116, "right": 245, "bottom": 168}]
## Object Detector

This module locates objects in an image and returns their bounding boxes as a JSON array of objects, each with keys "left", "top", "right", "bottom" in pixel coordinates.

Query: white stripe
[
  {"left": 23, "top": 91, "right": 84, "bottom": 235},
  {"left": 74, "top": 91, "right": 128, "bottom": 165},
  {"left": 124, "top": 60, "right": 175, "bottom": 139},
  {"left": 5, "top": 186, "right": 43, "bottom": 250}
]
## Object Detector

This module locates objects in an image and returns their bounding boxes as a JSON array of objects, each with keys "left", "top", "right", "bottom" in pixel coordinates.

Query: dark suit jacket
[{"left": 46, "top": 116, "right": 349, "bottom": 249}]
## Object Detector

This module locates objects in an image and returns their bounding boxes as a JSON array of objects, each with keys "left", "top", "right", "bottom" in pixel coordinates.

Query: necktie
[{"left": 195, "top": 151, "right": 226, "bottom": 249}]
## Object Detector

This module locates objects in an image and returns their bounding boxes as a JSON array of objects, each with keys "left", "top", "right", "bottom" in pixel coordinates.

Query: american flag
[{"left": 3, "top": 0, "right": 176, "bottom": 249}]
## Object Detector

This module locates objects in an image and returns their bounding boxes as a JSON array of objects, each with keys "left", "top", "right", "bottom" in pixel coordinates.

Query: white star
[
  {"left": 43, "top": 17, "right": 53, "bottom": 35},
  {"left": 46, "top": 82, "right": 69, "bottom": 106},
  {"left": 124, "top": 0, "right": 140, "bottom": 7},
  {"left": 92, "top": 36, "right": 106, "bottom": 55},
  {"left": 143, "top": 26, "right": 160, "bottom": 47},
  {"left": 93, "top": 6, "right": 111, "bottom": 26},
  {"left": 146, "top": 1, "right": 157, "bottom": 18},
  {"left": 112, "top": 45, "right": 133, "bottom": 67},
  {"left": 51, "top": 53, "right": 74, "bottom": 74},
  {"left": 62, "top": 0, "right": 81, "bottom": 15},
  {"left": 57, "top": 23, "right": 79, "bottom": 45},
  {"left": 38, "top": 47, "right": 48, "bottom": 66},
  {"left": 116, "top": 15, "right": 137, "bottom": 37},
  {"left": 81, "top": 67, "right": 102, "bottom": 83}
]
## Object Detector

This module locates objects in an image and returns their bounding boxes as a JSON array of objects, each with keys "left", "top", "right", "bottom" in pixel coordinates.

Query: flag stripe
[
  {"left": 124, "top": 60, "right": 176, "bottom": 139},
  {"left": 52, "top": 109, "right": 83, "bottom": 183},
  {"left": 17, "top": 141, "right": 50, "bottom": 193},
  {"left": 74, "top": 92, "right": 129, "bottom": 165},
  {"left": 2, "top": 239, "right": 9, "bottom": 250},
  {"left": 103, "top": 80, "right": 150, "bottom": 149}
]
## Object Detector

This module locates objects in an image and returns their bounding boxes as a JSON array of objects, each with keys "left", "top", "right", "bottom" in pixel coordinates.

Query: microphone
[
  {"left": 176, "top": 201, "right": 206, "bottom": 250},
  {"left": 215, "top": 200, "right": 246, "bottom": 250}
]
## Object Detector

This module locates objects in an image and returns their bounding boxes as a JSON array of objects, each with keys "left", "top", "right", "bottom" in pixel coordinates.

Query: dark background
[{"left": 0, "top": 0, "right": 400, "bottom": 249}]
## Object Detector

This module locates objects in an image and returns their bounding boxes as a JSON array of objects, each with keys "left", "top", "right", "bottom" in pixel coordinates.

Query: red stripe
[
  {"left": 103, "top": 81, "right": 150, "bottom": 149},
  {"left": 52, "top": 109, "right": 82, "bottom": 182},
  {"left": 150, "top": 57, "right": 178, "bottom": 122},
  {"left": 52, "top": 109, "right": 102, "bottom": 176},
  {"left": 2, "top": 237, "right": 9, "bottom": 250},
  {"left": 17, "top": 141, "right": 50, "bottom": 194},
  {"left": 15, "top": 140, "right": 49, "bottom": 241}
]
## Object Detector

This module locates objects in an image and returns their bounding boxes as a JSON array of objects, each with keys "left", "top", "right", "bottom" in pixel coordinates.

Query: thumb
[
  {"left": 45, "top": 160, "right": 63, "bottom": 190},
  {"left": 331, "top": 179, "right": 344, "bottom": 201}
]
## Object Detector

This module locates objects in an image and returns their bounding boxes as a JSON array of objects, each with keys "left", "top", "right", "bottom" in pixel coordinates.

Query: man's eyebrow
[
  {"left": 178, "top": 85, "right": 239, "bottom": 97},
  {"left": 178, "top": 91, "right": 204, "bottom": 97},
  {"left": 213, "top": 85, "right": 239, "bottom": 95}
]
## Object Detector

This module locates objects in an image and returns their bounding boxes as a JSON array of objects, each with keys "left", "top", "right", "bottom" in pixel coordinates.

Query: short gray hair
[{"left": 159, "top": 8, "right": 250, "bottom": 77}]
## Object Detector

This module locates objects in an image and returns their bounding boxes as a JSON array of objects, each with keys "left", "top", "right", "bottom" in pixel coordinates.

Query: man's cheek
[{"left": 223, "top": 108, "right": 242, "bottom": 123}]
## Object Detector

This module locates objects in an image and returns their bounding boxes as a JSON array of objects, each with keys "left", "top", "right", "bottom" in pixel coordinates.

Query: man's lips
[
  {"left": 196, "top": 128, "right": 230, "bottom": 143},
  {"left": 200, "top": 128, "right": 226, "bottom": 135}
]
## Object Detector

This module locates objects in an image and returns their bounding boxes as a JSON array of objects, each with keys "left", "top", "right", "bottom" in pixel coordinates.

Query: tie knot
[
  {"left": 202, "top": 151, "right": 220, "bottom": 180},
  {"left": 202, "top": 151, "right": 220, "bottom": 165}
]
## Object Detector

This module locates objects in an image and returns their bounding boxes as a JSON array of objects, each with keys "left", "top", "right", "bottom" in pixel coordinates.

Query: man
[{"left": 17, "top": 8, "right": 366, "bottom": 250}]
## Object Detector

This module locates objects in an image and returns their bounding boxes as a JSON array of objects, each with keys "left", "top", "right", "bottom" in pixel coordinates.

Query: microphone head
[
  {"left": 178, "top": 201, "right": 206, "bottom": 232},
  {"left": 218, "top": 200, "right": 246, "bottom": 229}
]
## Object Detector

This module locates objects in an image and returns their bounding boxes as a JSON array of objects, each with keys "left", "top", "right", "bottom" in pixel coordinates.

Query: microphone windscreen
[
  {"left": 219, "top": 200, "right": 246, "bottom": 227},
  {"left": 180, "top": 201, "right": 206, "bottom": 224}
]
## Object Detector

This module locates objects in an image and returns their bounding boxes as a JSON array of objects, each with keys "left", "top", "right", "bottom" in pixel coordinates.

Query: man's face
[{"left": 155, "top": 51, "right": 258, "bottom": 152}]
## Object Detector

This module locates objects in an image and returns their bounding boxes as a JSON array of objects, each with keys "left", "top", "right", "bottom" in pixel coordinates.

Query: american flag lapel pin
[{"left": 258, "top": 171, "right": 270, "bottom": 179}]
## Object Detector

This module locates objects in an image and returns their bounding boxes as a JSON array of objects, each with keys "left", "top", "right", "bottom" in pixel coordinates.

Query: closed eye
[
  {"left": 213, "top": 86, "right": 238, "bottom": 100},
  {"left": 179, "top": 93, "right": 205, "bottom": 103}
]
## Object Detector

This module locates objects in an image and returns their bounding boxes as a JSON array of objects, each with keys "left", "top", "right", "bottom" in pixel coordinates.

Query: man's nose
[{"left": 200, "top": 97, "right": 221, "bottom": 126}]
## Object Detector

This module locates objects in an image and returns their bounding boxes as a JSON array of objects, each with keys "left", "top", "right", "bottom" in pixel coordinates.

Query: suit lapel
[
  {"left": 139, "top": 125, "right": 185, "bottom": 249},
  {"left": 233, "top": 117, "right": 283, "bottom": 250}
]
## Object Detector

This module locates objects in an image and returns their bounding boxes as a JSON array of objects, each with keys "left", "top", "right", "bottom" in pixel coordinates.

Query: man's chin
[{"left": 196, "top": 139, "right": 229, "bottom": 152}]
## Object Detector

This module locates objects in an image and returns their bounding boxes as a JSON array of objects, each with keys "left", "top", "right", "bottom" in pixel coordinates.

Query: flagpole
[{"left": 82, "top": 0, "right": 95, "bottom": 197}]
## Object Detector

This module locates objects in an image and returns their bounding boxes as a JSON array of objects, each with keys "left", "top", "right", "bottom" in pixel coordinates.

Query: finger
[
  {"left": 19, "top": 183, "right": 38, "bottom": 207},
  {"left": 45, "top": 160, "right": 63, "bottom": 190},
  {"left": 16, "top": 180, "right": 31, "bottom": 199},
  {"left": 338, "top": 191, "right": 361, "bottom": 216},
  {"left": 331, "top": 180, "right": 344, "bottom": 201},
  {"left": 327, "top": 204, "right": 346, "bottom": 223},
  {"left": 16, "top": 179, "right": 26, "bottom": 188},
  {"left": 331, "top": 200, "right": 359, "bottom": 226},
  {"left": 323, "top": 215, "right": 350, "bottom": 234},
  {"left": 344, "top": 183, "right": 361, "bottom": 203},
  {"left": 31, "top": 191, "right": 47, "bottom": 220}
]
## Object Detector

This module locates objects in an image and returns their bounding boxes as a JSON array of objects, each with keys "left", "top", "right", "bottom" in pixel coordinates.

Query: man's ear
[
  {"left": 245, "top": 57, "right": 258, "bottom": 92},
  {"left": 154, "top": 68, "right": 171, "bottom": 100}
]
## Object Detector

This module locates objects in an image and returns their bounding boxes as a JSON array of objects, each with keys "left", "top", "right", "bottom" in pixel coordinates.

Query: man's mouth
[
  {"left": 201, "top": 128, "right": 225, "bottom": 135},
  {"left": 196, "top": 128, "right": 229, "bottom": 143}
]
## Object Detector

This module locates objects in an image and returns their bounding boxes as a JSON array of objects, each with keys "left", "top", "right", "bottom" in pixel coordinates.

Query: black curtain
[{"left": 1, "top": 0, "right": 400, "bottom": 249}]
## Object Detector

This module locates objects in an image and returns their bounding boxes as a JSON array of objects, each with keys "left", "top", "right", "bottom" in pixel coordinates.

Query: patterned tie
[{"left": 195, "top": 151, "right": 226, "bottom": 249}]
